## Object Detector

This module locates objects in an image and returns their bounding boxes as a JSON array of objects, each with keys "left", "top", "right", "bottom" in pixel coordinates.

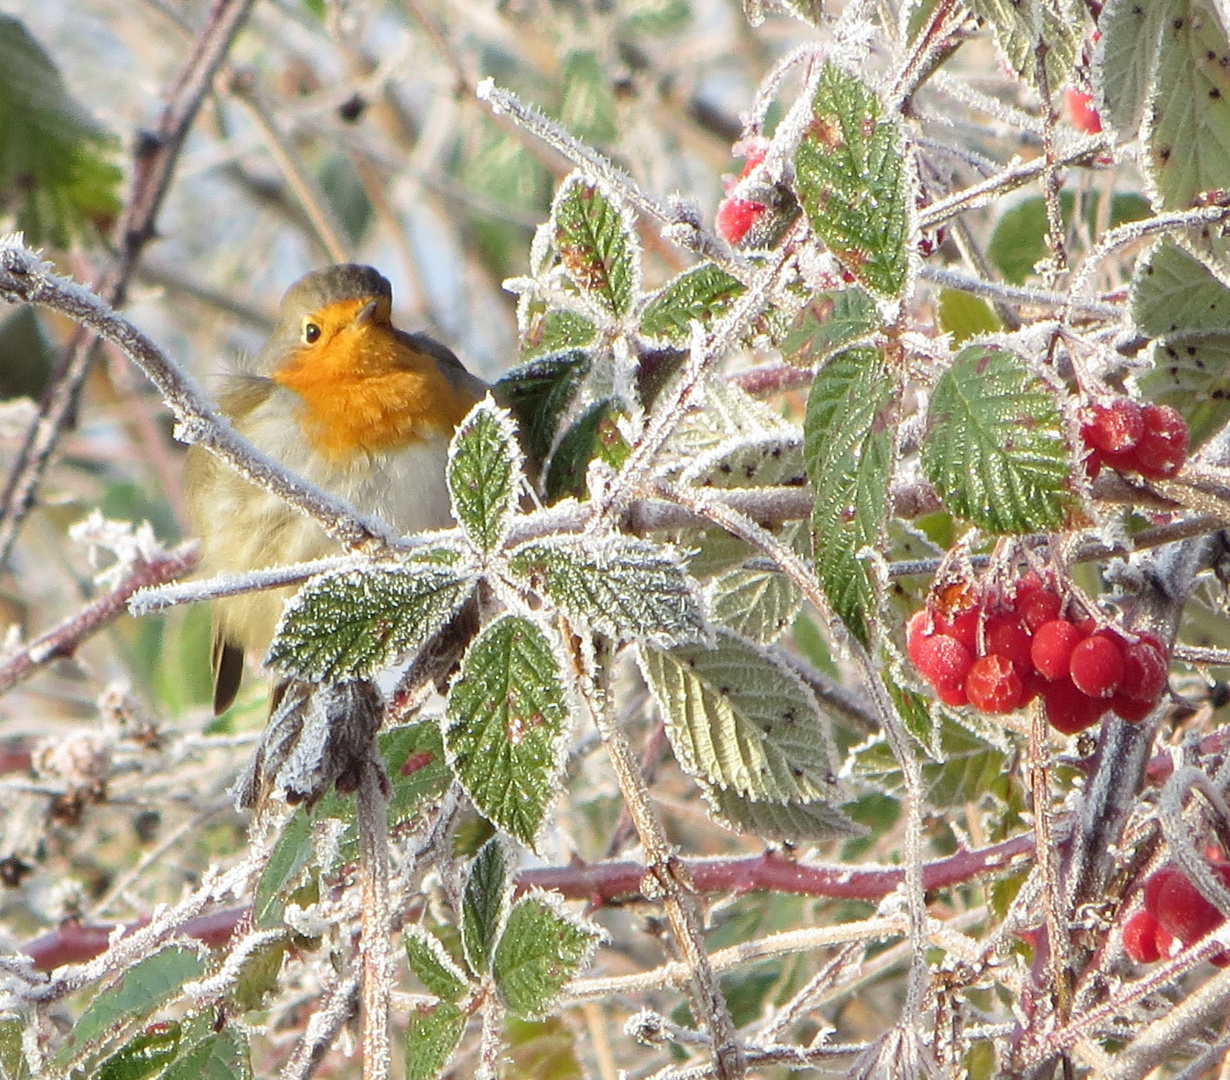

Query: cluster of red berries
[
  {"left": 1123, "top": 861, "right": 1230, "bottom": 965},
  {"left": 1081, "top": 398, "right": 1189, "bottom": 482},
  {"left": 906, "top": 574, "right": 1169, "bottom": 733}
]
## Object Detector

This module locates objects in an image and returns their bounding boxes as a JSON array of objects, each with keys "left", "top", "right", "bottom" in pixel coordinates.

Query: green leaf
[
  {"left": 405, "top": 926, "right": 470, "bottom": 1002},
  {"left": 1143, "top": 0, "right": 1230, "bottom": 218},
  {"left": 1094, "top": 0, "right": 1169, "bottom": 139},
  {"left": 508, "top": 537, "right": 706, "bottom": 646},
  {"left": 701, "top": 784, "right": 863, "bottom": 841},
  {"left": 0, "top": 1017, "right": 26, "bottom": 1080},
  {"left": 448, "top": 401, "right": 522, "bottom": 554},
  {"left": 886, "top": 668, "right": 940, "bottom": 756},
  {"left": 1132, "top": 239, "right": 1230, "bottom": 337},
  {"left": 268, "top": 563, "right": 471, "bottom": 681},
  {"left": 803, "top": 346, "right": 896, "bottom": 647},
  {"left": 523, "top": 309, "right": 597, "bottom": 359},
  {"left": 682, "top": 432, "right": 808, "bottom": 489},
  {"left": 1142, "top": 332, "right": 1230, "bottom": 445},
  {"left": 795, "top": 64, "right": 908, "bottom": 298},
  {"left": 622, "top": 0, "right": 691, "bottom": 33},
  {"left": 560, "top": 51, "right": 618, "bottom": 143},
  {"left": 922, "top": 345, "right": 1069, "bottom": 533},
  {"left": 0, "top": 16, "right": 122, "bottom": 247},
  {"left": 494, "top": 350, "right": 591, "bottom": 465},
  {"left": 503, "top": 1017, "right": 584, "bottom": 1080},
  {"left": 461, "top": 837, "right": 513, "bottom": 976},
  {"left": 706, "top": 520, "right": 807, "bottom": 645},
  {"left": 405, "top": 1002, "right": 466, "bottom": 1080},
  {"left": 230, "top": 940, "right": 286, "bottom": 1013},
  {"left": 639, "top": 263, "right": 746, "bottom": 343},
  {"left": 937, "top": 289, "right": 1001, "bottom": 343},
  {"left": 492, "top": 892, "right": 602, "bottom": 1018},
  {"left": 668, "top": 379, "right": 794, "bottom": 462},
  {"left": 781, "top": 289, "right": 878, "bottom": 365},
  {"left": 544, "top": 398, "right": 629, "bottom": 502},
  {"left": 552, "top": 173, "right": 639, "bottom": 318},
  {"left": 445, "top": 617, "right": 571, "bottom": 849},
  {"left": 57, "top": 947, "right": 206, "bottom": 1062},
  {"left": 160, "top": 1027, "right": 249, "bottom": 1080},
  {"left": 639, "top": 629, "right": 842, "bottom": 803},
  {"left": 966, "top": 0, "right": 1087, "bottom": 87},
  {"left": 95, "top": 1023, "right": 182, "bottom": 1080},
  {"left": 255, "top": 809, "right": 314, "bottom": 927},
  {"left": 850, "top": 714, "right": 1013, "bottom": 806}
]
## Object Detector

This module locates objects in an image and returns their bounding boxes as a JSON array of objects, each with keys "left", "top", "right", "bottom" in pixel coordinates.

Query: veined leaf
[
  {"left": 681, "top": 432, "right": 808, "bottom": 489},
  {"left": 1095, "top": 0, "right": 1169, "bottom": 139},
  {"left": 508, "top": 536, "right": 706, "bottom": 646},
  {"left": 445, "top": 616, "right": 571, "bottom": 849},
  {"left": 922, "top": 345, "right": 1068, "bottom": 533},
  {"left": 522, "top": 309, "right": 597, "bottom": 359},
  {"left": 640, "top": 263, "right": 746, "bottom": 343},
  {"left": 706, "top": 520, "right": 808, "bottom": 645},
  {"left": 95, "top": 1023, "right": 182, "bottom": 1080},
  {"left": 268, "top": 564, "right": 470, "bottom": 681},
  {"left": 254, "top": 810, "right": 314, "bottom": 928},
  {"left": 448, "top": 400, "right": 523, "bottom": 554},
  {"left": 668, "top": 379, "right": 793, "bottom": 464},
  {"left": 781, "top": 288, "right": 878, "bottom": 365},
  {"left": 161, "top": 1026, "right": 249, "bottom": 1080},
  {"left": 544, "top": 398, "right": 629, "bottom": 501},
  {"left": 1132, "top": 239, "right": 1230, "bottom": 337},
  {"left": 405, "top": 1003, "right": 466, "bottom": 1080},
  {"left": 701, "top": 784, "right": 862, "bottom": 841},
  {"left": 552, "top": 173, "right": 639, "bottom": 318},
  {"left": 639, "top": 630, "right": 841, "bottom": 803},
  {"left": 803, "top": 346, "right": 895, "bottom": 647},
  {"left": 795, "top": 64, "right": 908, "bottom": 298},
  {"left": 967, "top": 0, "right": 1087, "bottom": 87},
  {"left": 405, "top": 926, "right": 470, "bottom": 1002},
  {"left": 1143, "top": 333, "right": 1230, "bottom": 444},
  {"left": 461, "top": 837, "right": 512, "bottom": 976},
  {"left": 1143, "top": 0, "right": 1230, "bottom": 218},
  {"left": 492, "top": 892, "right": 602, "bottom": 1018},
  {"left": 494, "top": 349, "right": 591, "bottom": 465}
]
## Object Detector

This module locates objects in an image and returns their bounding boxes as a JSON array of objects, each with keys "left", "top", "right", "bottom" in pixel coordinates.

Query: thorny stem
[
  {"left": 569, "top": 633, "right": 745, "bottom": 1080},
  {"left": 278, "top": 973, "right": 361, "bottom": 1080},
  {"left": 0, "top": 0, "right": 259, "bottom": 568},
  {"left": 1033, "top": 42, "right": 1069, "bottom": 284},
  {"left": 654, "top": 482, "right": 933, "bottom": 1035},
  {"left": 1028, "top": 698, "right": 1070, "bottom": 1021},
  {"left": 357, "top": 755, "right": 393, "bottom": 1080}
]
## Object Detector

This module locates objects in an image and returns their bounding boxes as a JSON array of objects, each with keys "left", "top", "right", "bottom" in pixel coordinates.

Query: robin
[{"left": 185, "top": 264, "right": 486, "bottom": 717}]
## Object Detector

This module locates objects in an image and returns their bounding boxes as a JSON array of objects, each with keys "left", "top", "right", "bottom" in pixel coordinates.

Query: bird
[{"left": 185, "top": 264, "right": 487, "bottom": 718}]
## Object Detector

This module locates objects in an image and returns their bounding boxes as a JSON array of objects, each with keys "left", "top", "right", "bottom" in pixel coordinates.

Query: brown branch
[{"left": 0, "top": 0, "right": 259, "bottom": 567}]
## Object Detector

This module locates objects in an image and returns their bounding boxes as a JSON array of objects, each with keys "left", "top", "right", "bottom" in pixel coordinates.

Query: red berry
[
  {"left": 1070, "top": 631, "right": 1126, "bottom": 698},
  {"left": 716, "top": 197, "right": 767, "bottom": 245},
  {"left": 936, "top": 608, "right": 980, "bottom": 654},
  {"left": 1145, "top": 865, "right": 1184, "bottom": 917},
  {"left": 1017, "top": 588, "right": 1062, "bottom": 633},
  {"left": 906, "top": 609, "right": 932, "bottom": 667},
  {"left": 984, "top": 614, "right": 1033, "bottom": 677},
  {"left": 1044, "top": 677, "right": 1109, "bottom": 734},
  {"left": 1031, "top": 619, "right": 1083, "bottom": 681},
  {"left": 1120, "top": 634, "right": 1169, "bottom": 702},
  {"left": 1132, "top": 404, "right": 1188, "bottom": 480},
  {"left": 1111, "top": 691, "right": 1156, "bottom": 723},
  {"left": 965, "top": 654, "right": 1024, "bottom": 714},
  {"left": 1065, "top": 89, "right": 1103, "bottom": 134},
  {"left": 1150, "top": 865, "right": 1230, "bottom": 944},
  {"left": 935, "top": 681, "right": 969, "bottom": 707},
  {"left": 1081, "top": 399, "right": 1144, "bottom": 455},
  {"left": 914, "top": 634, "right": 974, "bottom": 693},
  {"left": 1020, "top": 670, "right": 1048, "bottom": 706},
  {"left": 1123, "top": 909, "right": 1173, "bottom": 963}
]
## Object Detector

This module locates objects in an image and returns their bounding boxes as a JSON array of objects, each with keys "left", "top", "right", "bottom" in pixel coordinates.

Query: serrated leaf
[
  {"left": 230, "top": 940, "right": 286, "bottom": 1013},
  {"left": 1144, "top": 0, "right": 1230, "bottom": 220},
  {"left": 1142, "top": 332, "right": 1230, "bottom": 444},
  {"left": 494, "top": 350, "right": 591, "bottom": 465},
  {"left": 886, "top": 669, "right": 940, "bottom": 756},
  {"left": 406, "top": 926, "right": 470, "bottom": 1002},
  {"left": 701, "top": 784, "right": 862, "bottom": 841},
  {"left": 405, "top": 1002, "right": 466, "bottom": 1080},
  {"left": 492, "top": 893, "right": 602, "bottom": 1018},
  {"left": 0, "top": 17, "right": 122, "bottom": 247},
  {"left": 1095, "top": 0, "right": 1169, "bottom": 139},
  {"left": 803, "top": 346, "right": 895, "bottom": 647},
  {"left": 57, "top": 948, "right": 206, "bottom": 1062},
  {"left": 268, "top": 564, "right": 470, "bottom": 681},
  {"left": 639, "top": 630, "right": 841, "bottom": 803},
  {"left": 508, "top": 537, "right": 705, "bottom": 646},
  {"left": 545, "top": 398, "right": 629, "bottom": 501},
  {"left": 448, "top": 401, "right": 522, "bottom": 554},
  {"left": 639, "top": 263, "right": 746, "bottom": 342},
  {"left": 95, "top": 1023, "right": 182, "bottom": 1080},
  {"left": 1132, "top": 239, "right": 1230, "bottom": 336},
  {"left": 781, "top": 289, "right": 878, "bottom": 365},
  {"left": 850, "top": 714, "right": 1012, "bottom": 806},
  {"left": 795, "top": 64, "right": 908, "bottom": 298},
  {"left": 161, "top": 1027, "right": 249, "bottom": 1080},
  {"left": 255, "top": 809, "right": 314, "bottom": 927},
  {"left": 552, "top": 174, "right": 638, "bottom": 318},
  {"left": 922, "top": 345, "right": 1068, "bottom": 533},
  {"left": 461, "top": 837, "right": 512, "bottom": 976},
  {"left": 523, "top": 309, "right": 597, "bottom": 359},
  {"left": 967, "top": 0, "right": 1087, "bottom": 87},
  {"left": 445, "top": 617, "right": 570, "bottom": 849},
  {"left": 682, "top": 432, "right": 808, "bottom": 489},
  {"left": 560, "top": 51, "right": 618, "bottom": 143},
  {"left": 706, "top": 520, "right": 807, "bottom": 644}
]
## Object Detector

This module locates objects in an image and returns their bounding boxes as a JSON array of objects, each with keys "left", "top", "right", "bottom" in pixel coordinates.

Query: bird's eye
[{"left": 303, "top": 321, "right": 322, "bottom": 344}]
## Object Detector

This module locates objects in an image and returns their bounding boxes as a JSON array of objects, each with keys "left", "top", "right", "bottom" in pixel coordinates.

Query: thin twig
[{"left": 357, "top": 753, "right": 393, "bottom": 1080}]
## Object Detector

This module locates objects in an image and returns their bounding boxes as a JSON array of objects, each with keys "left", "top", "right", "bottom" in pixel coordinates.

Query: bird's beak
[{"left": 353, "top": 299, "right": 380, "bottom": 326}]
